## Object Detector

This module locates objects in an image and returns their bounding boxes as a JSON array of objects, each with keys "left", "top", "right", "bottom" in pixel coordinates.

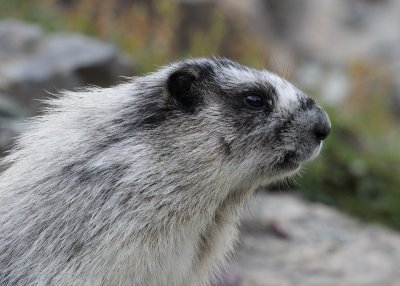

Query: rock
[
  {"left": 0, "top": 119, "right": 21, "bottom": 157},
  {"left": 216, "top": 193, "right": 400, "bottom": 286},
  {"left": 0, "top": 20, "right": 135, "bottom": 115},
  {"left": 0, "top": 19, "right": 44, "bottom": 59},
  {"left": 0, "top": 93, "right": 27, "bottom": 119},
  {"left": 0, "top": 93, "right": 24, "bottom": 156},
  {"left": 0, "top": 19, "right": 135, "bottom": 155}
]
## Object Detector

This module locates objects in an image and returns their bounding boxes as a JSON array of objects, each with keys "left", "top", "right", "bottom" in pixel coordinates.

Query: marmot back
[{"left": 0, "top": 58, "right": 330, "bottom": 286}]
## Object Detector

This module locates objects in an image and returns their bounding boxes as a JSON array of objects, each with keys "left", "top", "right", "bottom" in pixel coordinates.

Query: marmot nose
[{"left": 313, "top": 110, "right": 331, "bottom": 141}]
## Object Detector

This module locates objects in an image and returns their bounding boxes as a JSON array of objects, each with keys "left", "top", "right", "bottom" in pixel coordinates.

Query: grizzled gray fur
[{"left": 0, "top": 58, "right": 330, "bottom": 286}]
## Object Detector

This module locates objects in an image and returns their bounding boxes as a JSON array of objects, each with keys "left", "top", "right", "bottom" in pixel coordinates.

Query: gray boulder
[
  {"left": 217, "top": 193, "right": 400, "bottom": 286},
  {"left": 0, "top": 19, "right": 134, "bottom": 115},
  {"left": 0, "top": 19, "right": 135, "bottom": 154},
  {"left": 0, "top": 93, "right": 25, "bottom": 156}
]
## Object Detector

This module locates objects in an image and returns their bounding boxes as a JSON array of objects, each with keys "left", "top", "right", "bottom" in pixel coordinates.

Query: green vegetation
[
  {"left": 0, "top": 0, "right": 266, "bottom": 73},
  {"left": 2, "top": 1, "right": 400, "bottom": 229},
  {"left": 298, "top": 62, "right": 400, "bottom": 229}
]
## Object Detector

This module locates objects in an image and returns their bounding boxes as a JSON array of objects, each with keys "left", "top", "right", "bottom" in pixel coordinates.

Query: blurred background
[{"left": 1, "top": 0, "right": 400, "bottom": 285}]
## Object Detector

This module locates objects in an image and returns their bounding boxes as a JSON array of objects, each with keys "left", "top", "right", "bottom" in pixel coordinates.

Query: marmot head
[{"left": 128, "top": 58, "right": 330, "bottom": 189}]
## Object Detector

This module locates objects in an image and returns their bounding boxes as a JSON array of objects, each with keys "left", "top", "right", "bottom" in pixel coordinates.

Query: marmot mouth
[
  {"left": 274, "top": 152, "right": 301, "bottom": 171},
  {"left": 277, "top": 143, "right": 322, "bottom": 170},
  {"left": 276, "top": 160, "right": 300, "bottom": 171}
]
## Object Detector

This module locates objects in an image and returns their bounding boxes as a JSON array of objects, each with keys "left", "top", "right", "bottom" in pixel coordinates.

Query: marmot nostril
[
  {"left": 313, "top": 119, "right": 331, "bottom": 141},
  {"left": 311, "top": 108, "right": 331, "bottom": 141}
]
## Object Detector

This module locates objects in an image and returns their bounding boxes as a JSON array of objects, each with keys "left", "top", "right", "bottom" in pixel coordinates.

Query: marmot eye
[{"left": 244, "top": 93, "right": 264, "bottom": 109}]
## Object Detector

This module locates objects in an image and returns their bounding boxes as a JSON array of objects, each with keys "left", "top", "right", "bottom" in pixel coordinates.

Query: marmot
[{"left": 0, "top": 57, "right": 330, "bottom": 286}]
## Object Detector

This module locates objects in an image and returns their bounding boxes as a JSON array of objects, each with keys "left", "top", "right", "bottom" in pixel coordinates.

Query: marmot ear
[{"left": 167, "top": 69, "right": 199, "bottom": 113}]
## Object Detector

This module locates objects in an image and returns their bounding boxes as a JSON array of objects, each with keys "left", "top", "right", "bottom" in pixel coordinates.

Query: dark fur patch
[
  {"left": 274, "top": 113, "right": 295, "bottom": 142},
  {"left": 220, "top": 137, "right": 232, "bottom": 156},
  {"left": 298, "top": 94, "right": 315, "bottom": 111},
  {"left": 106, "top": 107, "right": 172, "bottom": 142},
  {"left": 66, "top": 240, "right": 84, "bottom": 263},
  {"left": 119, "top": 191, "right": 133, "bottom": 206},
  {"left": 196, "top": 232, "right": 212, "bottom": 264},
  {"left": 139, "top": 108, "right": 170, "bottom": 129},
  {"left": 195, "top": 62, "right": 216, "bottom": 80}
]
